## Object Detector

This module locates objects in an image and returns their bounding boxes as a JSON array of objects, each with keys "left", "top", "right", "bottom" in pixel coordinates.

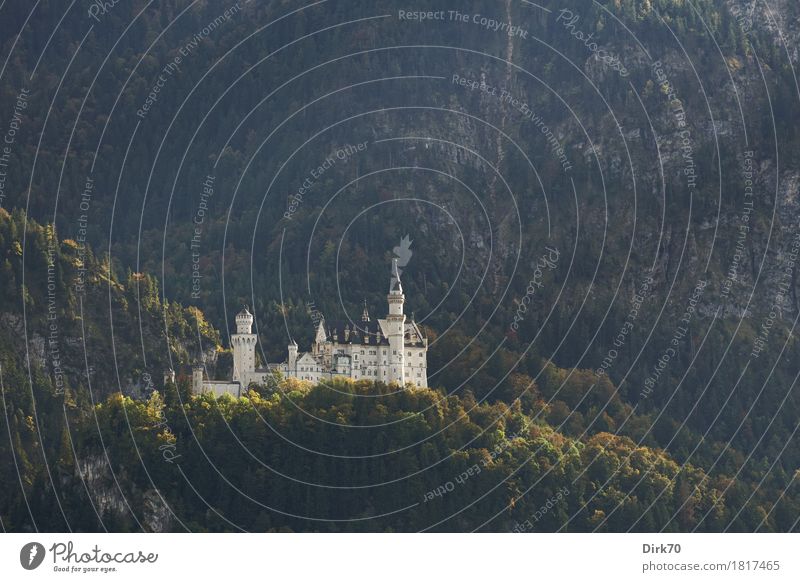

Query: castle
[{"left": 186, "top": 259, "right": 428, "bottom": 397}]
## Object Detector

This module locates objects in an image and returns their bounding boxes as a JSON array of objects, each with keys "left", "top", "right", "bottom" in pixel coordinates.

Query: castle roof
[
  {"left": 324, "top": 319, "right": 385, "bottom": 345},
  {"left": 320, "top": 319, "right": 425, "bottom": 347}
]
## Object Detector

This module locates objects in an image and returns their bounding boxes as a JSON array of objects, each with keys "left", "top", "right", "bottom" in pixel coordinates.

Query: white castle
[{"left": 188, "top": 259, "right": 428, "bottom": 397}]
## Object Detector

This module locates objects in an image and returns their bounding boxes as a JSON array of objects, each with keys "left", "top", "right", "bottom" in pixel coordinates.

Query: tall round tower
[
  {"left": 232, "top": 306, "right": 256, "bottom": 385},
  {"left": 192, "top": 364, "right": 204, "bottom": 394},
  {"left": 288, "top": 339, "right": 298, "bottom": 376},
  {"left": 387, "top": 258, "right": 406, "bottom": 385}
]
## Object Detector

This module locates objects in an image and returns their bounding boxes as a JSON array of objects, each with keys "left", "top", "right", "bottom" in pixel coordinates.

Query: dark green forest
[
  {"left": 1, "top": 208, "right": 798, "bottom": 531},
  {"left": 1, "top": 0, "right": 800, "bottom": 531}
]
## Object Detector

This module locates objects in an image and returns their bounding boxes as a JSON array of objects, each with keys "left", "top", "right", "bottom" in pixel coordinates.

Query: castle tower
[
  {"left": 163, "top": 368, "right": 176, "bottom": 387},
  {"left": 192, "top": 364, "right": 204, "bottom": 394},
  {"left": 288, "top": 340, "right": 298, "bottom": 376},
  {"left": 387, "top": 258, "right": 406, "bottom": 385},
  {"left": 232, "top": 306, "right": 256, "bottom": 385}
]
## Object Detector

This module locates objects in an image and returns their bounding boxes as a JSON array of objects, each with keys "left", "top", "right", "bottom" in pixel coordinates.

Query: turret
[
  {"left": 163, "top": 368, "right": 176, "bottom": 387},
  {"left": 387, "top": 258, "right": 406, "bottom": 385},
  {"left": 232, "top": 306, "right": 256, "bottom": 384},
  {"left": 192, "top": 364, "right": 204, "bottom": 394},
  {"left": 236, "top": 306, "right": 254, "bottom": 334},
  {"left": 288, "top": 340, "right": 298, "bottom": 375},
  {"left": 388, "top": 258, "right": 404, "bottom": 314}
]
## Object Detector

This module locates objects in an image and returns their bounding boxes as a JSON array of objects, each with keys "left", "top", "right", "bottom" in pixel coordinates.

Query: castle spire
[
  {"left": 361, "top": 299, "right": 370, "bottom": 322},
  {"left": 390, "top": 257, "right": 403, "bottom": 295}
]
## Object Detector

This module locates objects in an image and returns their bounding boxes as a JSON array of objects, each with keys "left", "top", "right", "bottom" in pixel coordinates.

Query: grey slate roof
[{"left": 321, "top": 319, "right": 425, "bottom": 347}]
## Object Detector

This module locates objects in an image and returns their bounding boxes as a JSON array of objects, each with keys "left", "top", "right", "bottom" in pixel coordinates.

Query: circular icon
[{"left": 20, "top": 542, "right": 46, "bottom": 570}]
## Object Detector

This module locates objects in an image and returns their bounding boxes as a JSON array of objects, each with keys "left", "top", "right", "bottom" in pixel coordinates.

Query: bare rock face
[
  {"left": 76, "top": 454, "right": 128, "bottom": 519},
  {"left": 143, "top": 489, "right": 173, "bottom": 533},
  {"left": 76, "top": 454, "right": 173, "bottom": 532}
]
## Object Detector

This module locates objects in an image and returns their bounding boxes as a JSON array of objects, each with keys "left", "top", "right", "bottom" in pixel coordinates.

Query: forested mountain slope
[{"left": 1, "top": 0, "right": 800, "bottom": 531}]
